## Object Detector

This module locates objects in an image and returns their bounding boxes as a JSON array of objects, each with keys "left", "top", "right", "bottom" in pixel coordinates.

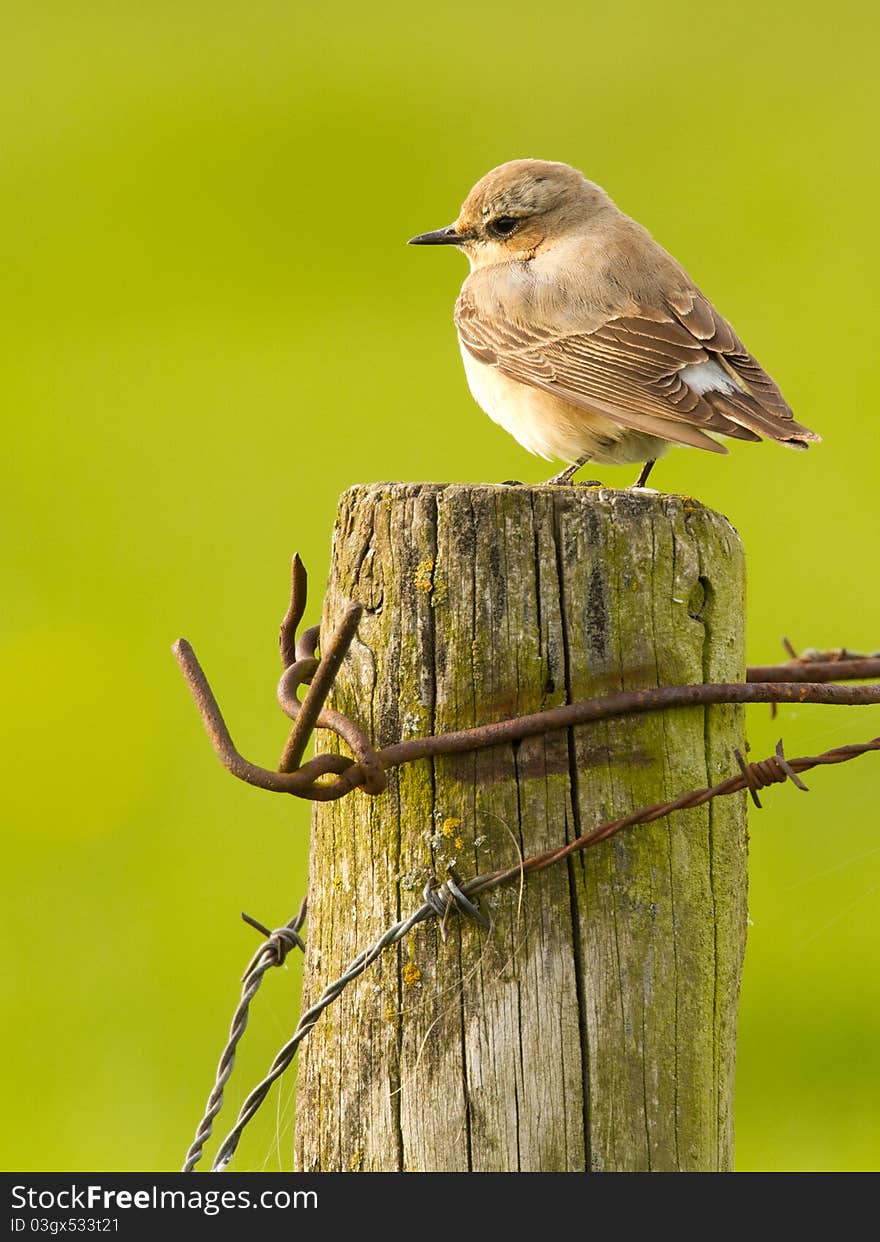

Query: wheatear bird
[{"left": 409, "top": 159, "right": 819, "bottom": 486}]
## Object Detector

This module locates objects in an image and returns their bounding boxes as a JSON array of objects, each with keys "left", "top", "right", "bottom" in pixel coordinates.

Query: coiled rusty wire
[{"left": 173, "top": 555, "right": 880, "bottom": 803}]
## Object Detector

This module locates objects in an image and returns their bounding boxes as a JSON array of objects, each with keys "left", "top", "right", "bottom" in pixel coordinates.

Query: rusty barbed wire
[
  {"left": 188, "top": 731, "right": 880, "bottom": 1172},
  {"left": 746, "top": 657, "right": 880, "bottom": 683},
  {"left": 463, "top": 735, "right": 880, "bottom": 893},
  {"left": 181, "top": 900, "right": 307, "bottom": 1174},
  {"left": 781, "top": 638, "right": 880, "bottom": 663},
  {"left": 172, "top": 555, "right": 880, "bottom": 805},
  {"left": 175, "top": 553, "right": 880, "bottom": 1172}
]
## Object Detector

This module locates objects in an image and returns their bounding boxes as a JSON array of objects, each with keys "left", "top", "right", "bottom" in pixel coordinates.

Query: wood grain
[{"left": 294, "top": 483, "right": 748, "bottom": 1172}]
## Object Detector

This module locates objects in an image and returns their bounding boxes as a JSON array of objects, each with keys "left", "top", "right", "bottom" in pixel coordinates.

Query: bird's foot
[
  {"left": 546, "top": 456, "right": 598, "bottom": 485},
  {"left": 629, "top": 459, "right": 657, "bottom": 489},
  {"left": 500, "top": 479, "right": 523, "bottom": 486}
]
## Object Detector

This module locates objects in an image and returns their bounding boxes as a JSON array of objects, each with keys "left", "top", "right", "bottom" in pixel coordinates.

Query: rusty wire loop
[
  {"left": 172, "top": 554, "right": 880, "bottom": 804},
  {"left": 181, "top": 899, "right": 307, "bottom": 1174},
  {"left": 175, "top": 554, "right": 880, "bottom": 1171},
  {"left": 276, "top": 552, "right": 385, "bottom": 785}
]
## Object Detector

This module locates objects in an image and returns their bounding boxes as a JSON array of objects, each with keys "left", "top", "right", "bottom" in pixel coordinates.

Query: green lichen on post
[{"left": 294, "top": 484, "right": 748, "bottom": 1173}]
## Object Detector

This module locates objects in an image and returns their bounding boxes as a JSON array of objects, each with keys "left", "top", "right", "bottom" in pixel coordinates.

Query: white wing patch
[{"left": 680, "top": 359, "right": 741, "bottom": 396}]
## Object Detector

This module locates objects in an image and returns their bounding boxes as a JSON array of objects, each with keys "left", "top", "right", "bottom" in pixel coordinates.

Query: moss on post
[{"left": 294, "top": 483, "right": 748, "bottom": 1172}]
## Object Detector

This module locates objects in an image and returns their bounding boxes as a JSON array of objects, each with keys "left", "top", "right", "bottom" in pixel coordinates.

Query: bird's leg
[
  {"left": 631, "top": 459, "right": 657, "bottom": 489},
  {"left": 546, "top": 455, "right": 600, "bottom": 486}
]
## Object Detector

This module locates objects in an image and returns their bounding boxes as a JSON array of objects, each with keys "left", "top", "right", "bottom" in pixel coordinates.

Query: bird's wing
[{"left": 455, "top": 285, "right": 819, "bottom": 449}]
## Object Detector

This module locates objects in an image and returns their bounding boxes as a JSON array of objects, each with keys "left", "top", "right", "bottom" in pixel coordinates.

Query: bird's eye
[{"left": 487, "top": 216, "right": 520, "bottom": 239}]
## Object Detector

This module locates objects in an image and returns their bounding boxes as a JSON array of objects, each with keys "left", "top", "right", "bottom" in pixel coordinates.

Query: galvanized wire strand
[
  {"left": 208, "top": 882, "right": 459, "bottom": 1172},
  {"left": 181, "top": 900, "right": 307, "bottom": 1174}
]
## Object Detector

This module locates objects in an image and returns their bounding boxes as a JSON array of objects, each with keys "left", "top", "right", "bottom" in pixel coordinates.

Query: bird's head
[{"left": 408, "top": 159, "right": 613, "bottom": 269}]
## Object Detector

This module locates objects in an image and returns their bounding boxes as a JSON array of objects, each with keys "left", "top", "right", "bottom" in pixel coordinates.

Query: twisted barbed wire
[
  {"left": 187, "top": 732, "right": 879, "bottom": 1172},
  {"left": 181, "top": 900, "right": 307, "bottom": 1173},
  {"left": 205, "top": 872, "right": 479, "bottom": 1172}
]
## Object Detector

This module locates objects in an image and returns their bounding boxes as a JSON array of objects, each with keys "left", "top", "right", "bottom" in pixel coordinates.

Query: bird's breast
[
  {"left": 458, "top": 343, "right": 652, "bottom": 465},
  {"left": 459, "top": 345, "right": 555, "bottom": 459}
]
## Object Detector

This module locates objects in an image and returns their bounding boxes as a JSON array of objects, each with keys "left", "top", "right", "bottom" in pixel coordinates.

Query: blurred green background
[{"left": 2, "top": 0, "right": 878, "bottom": 1172}]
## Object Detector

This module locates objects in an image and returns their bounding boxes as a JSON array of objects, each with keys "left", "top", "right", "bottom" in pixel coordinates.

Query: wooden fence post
[{"left": 293, "top": 482, "right": 748, "bottom": 1172}]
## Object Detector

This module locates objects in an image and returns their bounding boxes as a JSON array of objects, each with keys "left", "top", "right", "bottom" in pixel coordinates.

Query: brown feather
[{"left": 456, "top": 285, "right": 819, "bottom": 451}]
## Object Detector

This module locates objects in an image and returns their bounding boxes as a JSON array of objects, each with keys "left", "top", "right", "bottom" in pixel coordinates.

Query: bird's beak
[{"left": 408, "top": 224, "right": 466, "bottom": 246}]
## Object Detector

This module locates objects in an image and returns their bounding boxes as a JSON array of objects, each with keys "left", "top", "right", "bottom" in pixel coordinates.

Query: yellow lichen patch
[
  {"left": 453, "top": 837, "right": 465, "bottom": 851},
  {"left": 402, "top": 961, "right": 422, "bottom": 987},
  {"left": 348, "top": 1149, "right": 363, "bottom": 1172},
  {"left": 440, "top": 816, "right": 461, "bottom": 839},
  {"left": 414, "top": 558, "right": 434, "bottom": 593}
]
